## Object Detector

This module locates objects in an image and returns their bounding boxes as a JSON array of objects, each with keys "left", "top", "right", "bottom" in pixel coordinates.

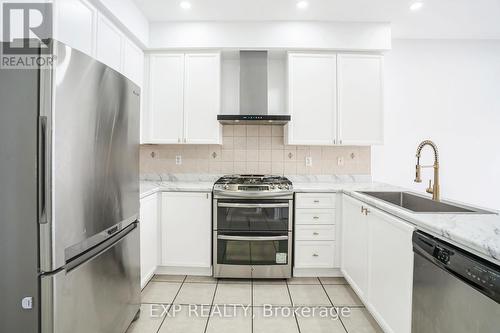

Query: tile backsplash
[{"left": 140, "top": 125, "right": 371, "bottom": 175}]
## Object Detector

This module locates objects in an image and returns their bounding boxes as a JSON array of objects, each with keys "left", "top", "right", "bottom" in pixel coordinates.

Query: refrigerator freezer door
[
  {"left": 40, "top": 42, "right": 140, "bottom": 271},
  {"left": 41, "top": 223, "right": 140, "bottom": 333}
]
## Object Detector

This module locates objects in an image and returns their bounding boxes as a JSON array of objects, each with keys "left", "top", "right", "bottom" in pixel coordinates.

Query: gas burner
[{"left": 213, "top": 174, "right": 293, "bottom": 198}]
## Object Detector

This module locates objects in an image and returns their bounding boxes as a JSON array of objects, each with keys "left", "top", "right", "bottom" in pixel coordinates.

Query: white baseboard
[
  {"left": 293, "top": 267, "right": 343, "bottom": 277},
  {"left": 156, "top": 265, "right": 212, "bottom": 276},
  {"left": 141, "top": 268, "right": 156, "bottom": 289}
]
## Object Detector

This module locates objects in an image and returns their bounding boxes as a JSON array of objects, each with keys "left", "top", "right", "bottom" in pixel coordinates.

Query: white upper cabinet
[
  {"left": 54, "top": 0, "right": 96, "bottom": 56},
  {"left": 122, "top": 38, "right": 144, "bottom": 87},
  {"left": 147, "top": 54, "right": 185, "bottom": 144},
  {"left": 337, "top": 54, "right": 384, "bottom": 145},
  {"left": 287, "top": 52, "right": 384, "bottom": 146},
  {"left": 144, "top": 52, "right": 222, "bottom": 144},
  {"left": 96, "top": 13, "right": 123, "bottom": 72},
  {"left": 287, "top": 53, "right": 337, "bottom": 145},
  {"left": 183, "top": 53, "right": 222, "bottom": 144}
]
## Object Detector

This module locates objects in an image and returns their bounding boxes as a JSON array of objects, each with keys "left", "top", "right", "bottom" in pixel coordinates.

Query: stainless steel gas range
[{"left": 213, "top": 175, "right": 293, "bottom": 279}]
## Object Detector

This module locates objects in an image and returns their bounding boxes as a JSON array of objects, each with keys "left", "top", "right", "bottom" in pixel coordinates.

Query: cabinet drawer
[
  {"left": 296, "top": 193, "right": 336, "bottom": 209},
  {"left": 294, "top": 241, "right": 335, "bottom": 268},
  {"left": 296, "top": 225, "right": 335, "bottom": 241},
  {"left": 295, "top": 209, "right": 335, "bottom": 225}
]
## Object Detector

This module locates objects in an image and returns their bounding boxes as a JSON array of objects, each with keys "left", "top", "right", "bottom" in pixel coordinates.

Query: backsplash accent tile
[{"left": 140, "top": 125, "right": 371, "bottom": 176}]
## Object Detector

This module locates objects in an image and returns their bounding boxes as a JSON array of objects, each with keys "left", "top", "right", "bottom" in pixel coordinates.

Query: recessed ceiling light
[
  {"left": 179, "top": 1, "right": 192, "bottom": 9},
  {"left": 296, "top": 1, "right": 309, "bottom": 9},
  {"left": 410, "top": 1, "right": 423, "bottom": 11}
]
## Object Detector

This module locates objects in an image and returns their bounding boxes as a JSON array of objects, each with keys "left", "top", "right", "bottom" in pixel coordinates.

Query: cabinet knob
[
  {"left": 313, "top": 200, "right": 320, "bottom": 203},
  {"left": 313, "top": 216, "right": 319, "bottom": 220},
  {"left": 312, "top": 253, "right": 319, "bottom": 257},
  {"left": 313, "top": 232, "right": 319, "bottom": 236}
]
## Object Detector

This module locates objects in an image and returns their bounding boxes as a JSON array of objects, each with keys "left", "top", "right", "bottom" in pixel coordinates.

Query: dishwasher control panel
[{"left": 414, "top": 231, "right": 500, "bottom": 303}]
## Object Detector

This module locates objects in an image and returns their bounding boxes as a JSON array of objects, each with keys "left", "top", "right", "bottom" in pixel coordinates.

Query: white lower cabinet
[
  {"left": 341, "top": 194, "right": 415, "bottom": 333},
  {"left": 367, "top": 207, "right": 414, "bottom": 333},
  {"left": 341, "top": 195, "right": 369, "bottom": 297},
  {"left": 160, "top": 192, "right": 212, "bottom": 271},
  {"left": 139, "top": 193, "right": 159, "bottom": 287},
  {"left": 294, "top": 193, "right": 338, "bottom": 275}
]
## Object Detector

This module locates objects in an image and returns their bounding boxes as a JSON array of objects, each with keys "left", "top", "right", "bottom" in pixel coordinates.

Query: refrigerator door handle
[
  {"left": 64, "top": 221, "right": 137, "bottom": 273},
  {"left": 38, "top": 115, "right": 48, "bottom": 224}
]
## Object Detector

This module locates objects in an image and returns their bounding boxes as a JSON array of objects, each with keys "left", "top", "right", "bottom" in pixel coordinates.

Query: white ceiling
[{"left": 133, "top": 0, "right": 500, "bottom": 39}]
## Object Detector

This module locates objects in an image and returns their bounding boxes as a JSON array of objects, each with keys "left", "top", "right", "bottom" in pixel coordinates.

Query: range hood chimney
[{"left": 217, "top": 51, "right": 290, "bottom": 125}]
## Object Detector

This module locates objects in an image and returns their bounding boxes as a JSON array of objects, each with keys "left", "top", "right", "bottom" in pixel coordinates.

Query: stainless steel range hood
[{"left": 217, "top": 51, "right": 290, "bottom": 125}]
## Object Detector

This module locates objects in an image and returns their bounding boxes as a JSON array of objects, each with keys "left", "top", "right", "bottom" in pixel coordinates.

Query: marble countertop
[
  {"left": 345, "top": 189, "right": 500, "bottom": 266},
  {"left": 139, "top": 175, "right": 500, "bottom": 265},
  {"left": 140, "top": 181, "right": 213, "bottom": 198}
]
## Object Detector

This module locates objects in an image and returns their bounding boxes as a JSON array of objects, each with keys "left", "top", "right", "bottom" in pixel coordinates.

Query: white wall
[
  {"left": 373, "top": 39, "right": 500, "bottom": 210},
  {"left": 149, "top": 21, "right": 391, "bottom": 51}
]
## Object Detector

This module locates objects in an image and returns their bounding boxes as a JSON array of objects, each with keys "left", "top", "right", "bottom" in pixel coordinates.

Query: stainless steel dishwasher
[{"left": 412, "top": 231, "right": 500, "bottom": 333}]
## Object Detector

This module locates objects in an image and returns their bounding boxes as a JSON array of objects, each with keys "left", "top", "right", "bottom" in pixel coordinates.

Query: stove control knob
[
  {"left": 278, "top": 185, "right": 284, "bottom": 189},
  {"left": 223, "top": 184, "right": 229, "bottom": 190},
  {"left": 285, "top": 185, "right": 290, "bottom": 190},
  {"left": 270, "top": 185, "right": 275, "bottom": 190}
]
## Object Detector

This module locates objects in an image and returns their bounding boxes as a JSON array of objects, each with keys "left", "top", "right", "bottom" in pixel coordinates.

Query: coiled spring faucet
[{"left": 415, "top": 140, "right": 440, "bottom": 201}]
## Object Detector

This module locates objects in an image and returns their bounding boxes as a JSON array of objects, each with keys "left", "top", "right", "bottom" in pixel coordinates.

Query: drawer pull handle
[
  {"left": 313, "top": 200, "right": 320, "bottom": 203},
  {"left": 313, "top": 232, "right": 319, "bottom": 235},
  {"left": 312, "top": 253, "right": 319, "bottom": 257},
  {"left": 313, "top": 216, "right": 319, "bottom": 220},
  {"left": 361, "top": 205, "right": 365, "bottom": 213}
]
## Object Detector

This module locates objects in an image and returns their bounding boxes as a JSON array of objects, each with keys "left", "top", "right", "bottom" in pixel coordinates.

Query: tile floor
[{"left": 127, "top": 275, "right": 383, "bottom": 333}]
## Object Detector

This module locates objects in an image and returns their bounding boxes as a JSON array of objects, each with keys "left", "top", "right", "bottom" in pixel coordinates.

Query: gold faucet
[{"left": 414, "top": 140, "right": 440, "bottom": 201}]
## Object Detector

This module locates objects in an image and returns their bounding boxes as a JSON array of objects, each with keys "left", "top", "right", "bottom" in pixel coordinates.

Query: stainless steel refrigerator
[{"left": 0, "top": 40, "right": 141, "bottom": 333}]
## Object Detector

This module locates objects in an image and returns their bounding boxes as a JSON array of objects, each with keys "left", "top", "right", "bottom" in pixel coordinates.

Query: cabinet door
[
  {"left": 337, "top": 54, "right": 384, "bottom": 145},
  {"left": 140, "top": 194, "right": 159, "bottom": 287},
  {"left": 95, "top": 13, "right": 123, "bottom": 72},
  {"left": 122, "top": 37, "right": 144, "bottom": 87},
  {"left": 183, "top": 53, "right": 221, "bottom": 144},
  {"left": 341, "top": 195, "right": 369, "bottom": 298},
  {"left": 146, "top": 54, "right": 185, "bottom": 143},
  {"left": 367, "top": 206, "right": 414, "bottom": 333},
  {"left": 55, "top": 0, "right": 96, "bottom": 56},
  {"left": 287, "top": 53, "right": 337, "bottom": 145},
  {"left": 161, "top": 192, "right": 211, "bottom": 268}
]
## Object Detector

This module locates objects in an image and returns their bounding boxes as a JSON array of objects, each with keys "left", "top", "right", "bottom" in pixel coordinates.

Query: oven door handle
[
  {"left": 217, "top": 235, "right": 289, "bottom": 241},
  {"left": 218, "top": 203, "right": 289, "bottom": 208}
]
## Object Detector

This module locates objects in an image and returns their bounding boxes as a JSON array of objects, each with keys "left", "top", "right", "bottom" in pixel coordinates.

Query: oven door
[
  {"left": 213, "top": 232, "right": 292, "bottom": 278},
  {"left": 215, "top": 200, "right": 291, "bottom": 232}
]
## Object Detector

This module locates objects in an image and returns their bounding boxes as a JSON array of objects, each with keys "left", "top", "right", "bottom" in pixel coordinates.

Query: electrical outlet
[
  {"left": 337, "top": 156, "right": 344, "bottom": 166},
  {"left": 305, "top": 156, "right": 313, "bottom": 167},
  {"left": 175, "top": 155, "right": 182, "bottom": 165}
]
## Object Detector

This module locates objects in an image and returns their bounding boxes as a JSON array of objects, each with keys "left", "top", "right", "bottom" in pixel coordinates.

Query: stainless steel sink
[{"left": 358, "top": 191, "right": 495, "bottom": 214}]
